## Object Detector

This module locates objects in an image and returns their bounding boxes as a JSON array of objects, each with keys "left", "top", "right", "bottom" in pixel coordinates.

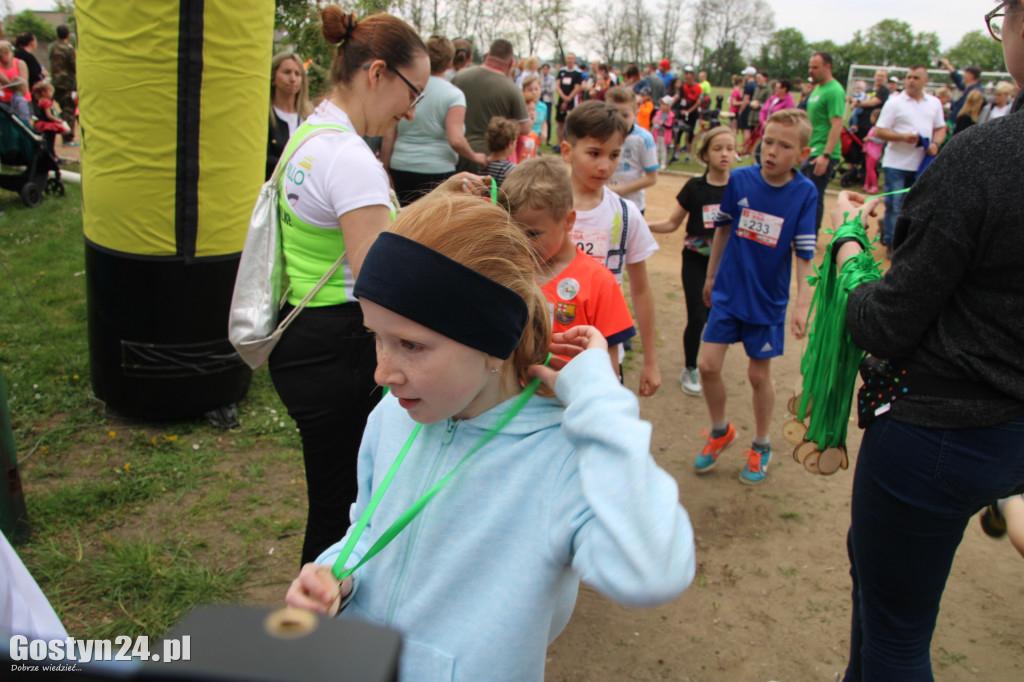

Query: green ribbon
[
  {"left": 796, "top": 188, "right": 912, "bottom": 449},
  {"left": 332, "top": 356, "right": 551, "bottom": 581},
  {"left": 489, "top": 176, "right": 498, "bottom": 204},
  {"left": 799, "top": 212, "right": 882, "bottom": 448}
]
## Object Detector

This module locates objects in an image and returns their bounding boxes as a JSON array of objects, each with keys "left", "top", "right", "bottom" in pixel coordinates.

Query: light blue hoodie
[{"left": 318, "top": 349, "right": 696, "bottom": 681}]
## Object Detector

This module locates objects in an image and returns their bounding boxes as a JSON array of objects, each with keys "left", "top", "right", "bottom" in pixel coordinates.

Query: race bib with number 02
[
  {"left": 736, "top": 207, "right": 784, "bottom": 247},
  {"left": 570, "top": 226, "right": 610, "bottom": 266}
]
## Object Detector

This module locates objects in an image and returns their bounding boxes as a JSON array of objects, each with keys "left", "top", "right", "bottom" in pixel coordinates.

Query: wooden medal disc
[
  {"left": 818, "top": 447, "right": 844, "bottom": 475},
  {"left": 793, "top": 440, "right": 817, "bottom": 464},
  {"left": 783, "top": 419, "right": 808, "bottom": 445},
  {"left": 803, "top": 449, "right": 821, "bottom": 474},
  {"left": 786, "top": 393, "right": 813, "bottom": 418}
]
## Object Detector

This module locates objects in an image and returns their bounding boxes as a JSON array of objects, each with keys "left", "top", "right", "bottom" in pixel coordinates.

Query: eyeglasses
[
  {"left": 363, "top": 62, "right": 425, "bottom": 108},
  {"left": 986, "top": 0, "right": 1016, "bottom": 42},
  {"left": 389, "top": 65, "right": 425, "bottom": 108}
]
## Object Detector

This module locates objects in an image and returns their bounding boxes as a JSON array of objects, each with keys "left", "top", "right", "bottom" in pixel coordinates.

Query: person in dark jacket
[
  {"left": 266, "top": 51, "right": 313, "bottom": 180},
  {"left": 13, "top": 32, "right": 44, "bottom": 91},
  {"left": 833, "top": 3, "right": 1024, "bottom": 678}
]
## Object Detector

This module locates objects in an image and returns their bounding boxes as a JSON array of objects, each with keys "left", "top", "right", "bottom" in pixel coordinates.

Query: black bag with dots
[{"left": 857, "top": 356, "right": 908, "bottom": 429}]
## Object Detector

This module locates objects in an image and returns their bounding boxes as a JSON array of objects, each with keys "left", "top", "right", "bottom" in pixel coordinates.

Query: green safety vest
[{"left": 277, "top": 122, "right": 396, "bottom": 307}]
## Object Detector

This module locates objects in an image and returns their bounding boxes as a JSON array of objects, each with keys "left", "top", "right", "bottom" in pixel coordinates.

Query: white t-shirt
[
  {"left": 391, "top": 76, "right": 467, "bottom": 174},
  {"left": 611, "top": 124, "right": 659, "bottom": 211},
  {"left": 877, "top": 91, "right": 945, "bottom": 172},
  {"left": 283, "top": 100, "right": 391, "bottom": 228},
  {"left": 281, "top": 100, "right": 391, "bottom": 299},
  {"left": 273, "top": 105, "right": 300, "bottom": 136},
  {"left": 989, "top": 103, "right": 1012, "bottom": 120},
  {"left": 570, "top": 187, "right": 659, "bottom": 285}
]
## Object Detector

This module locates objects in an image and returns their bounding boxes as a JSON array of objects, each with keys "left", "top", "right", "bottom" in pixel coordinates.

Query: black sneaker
[{"left": 980, "top": 503, "right": 1007, "bottom": 538}]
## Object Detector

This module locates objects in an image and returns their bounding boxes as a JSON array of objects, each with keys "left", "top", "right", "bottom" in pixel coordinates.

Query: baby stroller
[
  {"left": 838, "top": 128, "right": 866, "bottom": 188},
  {"left": 700, "top": 108, "right": 722, "bottom": 129},
  {"left": 0, "top": 98, "right": 65, "bottom": 207}
]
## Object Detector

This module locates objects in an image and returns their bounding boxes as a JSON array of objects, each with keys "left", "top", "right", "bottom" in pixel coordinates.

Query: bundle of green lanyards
[{"left": 796, "top": 212, "right": 884, "bottom": 452}]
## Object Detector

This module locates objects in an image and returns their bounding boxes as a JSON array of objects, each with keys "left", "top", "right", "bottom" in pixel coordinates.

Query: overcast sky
[
  {"left": 8, "top": 1, "right": 992, "bottom": 51},
  {"left": 769, "top": 1, "right": 986, "bottom": 49}
]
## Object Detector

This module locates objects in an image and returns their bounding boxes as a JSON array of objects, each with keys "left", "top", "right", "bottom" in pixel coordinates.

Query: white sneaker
[{"left": 679, "top": 367, "right": 702, "bottom": 396}]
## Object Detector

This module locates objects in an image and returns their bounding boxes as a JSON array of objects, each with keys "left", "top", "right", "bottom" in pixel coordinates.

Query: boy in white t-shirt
[
  {"left": 604, "top": 86, "right": 659, "bottom": 214},
  {"left": 561, "top": 100, "right": 662, "bottom": 397}
]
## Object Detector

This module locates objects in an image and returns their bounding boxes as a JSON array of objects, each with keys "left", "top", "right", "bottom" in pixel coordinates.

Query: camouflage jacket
[{"left": 48, "top": 40, "right": 75, "bottom": 91}]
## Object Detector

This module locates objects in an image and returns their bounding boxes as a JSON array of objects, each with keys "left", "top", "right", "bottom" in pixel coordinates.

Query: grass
[{"left": 1, "top": 180, "right": 305, "bottom": 639}]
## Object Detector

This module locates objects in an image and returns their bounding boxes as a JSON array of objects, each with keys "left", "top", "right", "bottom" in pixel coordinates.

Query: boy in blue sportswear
[{"left": 695, "top": 108, "right": 817, "bottom": 484}]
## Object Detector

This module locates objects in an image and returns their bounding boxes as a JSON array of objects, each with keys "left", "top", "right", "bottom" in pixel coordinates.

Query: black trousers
[
  {"left": 390, "top": 167, "right": 454, "bottom": 207},
  {"left": 269, "top": 302, "right": 381, "bottom": 566},
  {"left": 800, "top": 157, "right": 840, "bottom": 232},
  {"left": 681, "top": 249, "right": 710, "bottom": 368}
]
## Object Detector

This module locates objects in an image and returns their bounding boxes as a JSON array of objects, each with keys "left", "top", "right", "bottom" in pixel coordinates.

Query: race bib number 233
[{"left": 736, "top": 208, "right": 784, "bottom": 247}]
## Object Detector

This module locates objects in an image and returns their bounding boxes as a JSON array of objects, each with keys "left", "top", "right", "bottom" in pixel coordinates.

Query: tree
[
  {"left": 587, "top": 0, "right": 629, "bottom": 68},
  {"left": 513, "top": 0, "right": 551, "bottom": 58},
  {"left": 688, "top": 0, "right": 710, "bottom": 66},
  {"left": 544, "top": 0, "right": 572, "bottom": 66},
  {"left": 275, "top": 0, "right": 334, "bottom": 96},
  {"left": 397, "top": 0, "right": 447, "bottom": 35},
  {"left": 621, "top": 2, "right": 655, "bottom": 66},
  {"left": 701, "top": 39, "right": 744, "bottom": 86},
  {"left": 757, "top": 27, "right": 808, "bottom": 81},
  {"left": 690, "top": 0, "right": 775, "bottom": 84},
  {"left": 654, "top": 0, "right": 686, "bottom": 65},
  {"left": 5, "top": 9, "right": 57, "bottom": 42},
  {"left": 947, "top": 29, "right": 1006, "bottom": 73},
  {"left": 845, "top": 19, "right": 939, "bottom": 68},
  {"left": 54, "top": 1, "right": 76, "bottom": 34}
]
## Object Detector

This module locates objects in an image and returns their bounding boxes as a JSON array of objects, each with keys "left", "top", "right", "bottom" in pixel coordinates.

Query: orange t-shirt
[
  {"left": 636, "top": 100, "right": 654, "bottom": 130},
  {"left": 516, "top": 132, "right": 539, "bottom": 162},
  {"left": 541, "top": 248, "right": 635, "bottom": 347}
]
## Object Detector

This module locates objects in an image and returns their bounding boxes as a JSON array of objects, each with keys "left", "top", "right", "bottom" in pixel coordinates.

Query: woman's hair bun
[{"left": 321, "top": 5, "right": 359, "bottom": 45}]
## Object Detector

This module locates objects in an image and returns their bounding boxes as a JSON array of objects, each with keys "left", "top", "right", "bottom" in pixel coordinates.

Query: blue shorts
[{"left": 702, "top": 306, "right": 785, "bottom": 359}]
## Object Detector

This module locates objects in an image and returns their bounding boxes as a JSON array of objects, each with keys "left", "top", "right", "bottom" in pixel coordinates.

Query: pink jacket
[
  {"left": 759, "top": 93, "right": 796, "bottom": 125},
  {"left": 652, "top": 110, "right": 675, "bottom": 145}
]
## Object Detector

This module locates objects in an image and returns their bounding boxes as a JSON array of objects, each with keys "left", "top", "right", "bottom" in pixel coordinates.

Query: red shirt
[
  {"left": 541, "top": 249, "right": 635, "bottom": 347},
  {"left": 680, "top": 83, "right": 703, "bottom": 110}
]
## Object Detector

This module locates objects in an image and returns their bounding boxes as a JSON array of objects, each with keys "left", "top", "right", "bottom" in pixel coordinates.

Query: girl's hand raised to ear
[{"left": 527, "top": 325, "right": 608, "bottom": 392}]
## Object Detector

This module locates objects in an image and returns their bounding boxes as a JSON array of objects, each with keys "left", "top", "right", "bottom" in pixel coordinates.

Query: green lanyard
[
  {"left": 332, "top": 186, "right": 517, "bottom": 581},
  {"left": 331, "top": 361, "right": 549, "bottom": 581}
]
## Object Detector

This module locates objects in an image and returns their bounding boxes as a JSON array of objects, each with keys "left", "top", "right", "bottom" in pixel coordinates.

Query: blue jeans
[
  {"left": 843, "top": 414, "right": 1024, "bottom": 681},
  {"left": 881, "top": 168, "right": 916, "bottom": 246}
]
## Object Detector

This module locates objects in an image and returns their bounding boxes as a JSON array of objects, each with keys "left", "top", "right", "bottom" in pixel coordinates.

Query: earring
[{"left": 490, "top": 369, "right": 498, "bottom": 376}]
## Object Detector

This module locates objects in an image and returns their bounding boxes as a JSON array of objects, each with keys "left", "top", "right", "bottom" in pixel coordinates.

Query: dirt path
[{"left": 544, "top": 173, "right": 1024, "bottom": 681}]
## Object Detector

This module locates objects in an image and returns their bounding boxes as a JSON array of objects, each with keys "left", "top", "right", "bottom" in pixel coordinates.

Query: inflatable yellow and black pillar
[{"left": 78, "top": 0, "right": 272, "bottom": 419}]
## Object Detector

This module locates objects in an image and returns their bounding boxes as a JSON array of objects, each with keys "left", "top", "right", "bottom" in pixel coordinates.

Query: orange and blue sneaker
[
  {"left": 739, "top": 444, "right": 772, "bottom": 485},
  {"left": 694, "top": 423, "right": 736, "bottom": 473}
]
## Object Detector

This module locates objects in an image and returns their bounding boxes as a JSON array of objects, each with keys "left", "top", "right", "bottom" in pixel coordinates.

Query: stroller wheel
[
  {"left": 839, "top": 169, "right": 858, "bottom": 188},
  {"left": 20, "top": 182, "right": 42, "bottom": 208},
  {"left": 46, "top": 178, "right": 66, "bottom": 196}
]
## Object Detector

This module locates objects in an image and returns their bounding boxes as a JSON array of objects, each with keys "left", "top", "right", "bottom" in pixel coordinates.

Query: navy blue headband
[{"left": 354, "top": 232, "right": 529, "bottom": 359}]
